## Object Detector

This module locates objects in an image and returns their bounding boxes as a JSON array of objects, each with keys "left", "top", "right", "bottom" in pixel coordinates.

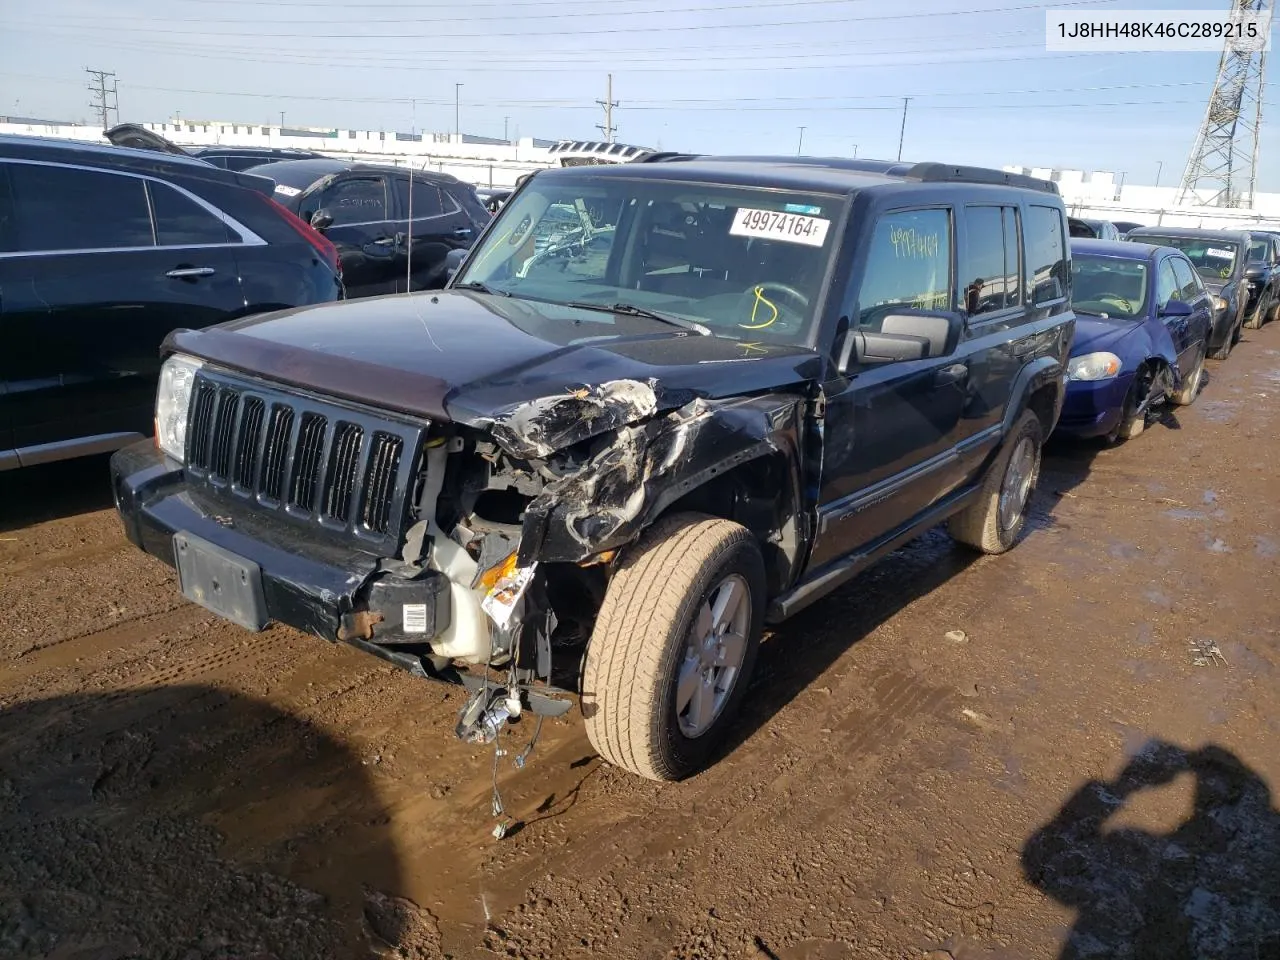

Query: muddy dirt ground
[{"left": 2, "top": 329, "right": 1279, "bottom": 960}]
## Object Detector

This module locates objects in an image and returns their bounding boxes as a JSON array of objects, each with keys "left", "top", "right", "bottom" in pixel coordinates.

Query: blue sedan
[{"left": 1056, "top": 239, "right": 1213, "bottom": 442}]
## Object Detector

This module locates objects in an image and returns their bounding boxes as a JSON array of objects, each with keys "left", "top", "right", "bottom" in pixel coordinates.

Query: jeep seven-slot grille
[{"left": 185, "top": 375, "right": 420, "bottom": 545}]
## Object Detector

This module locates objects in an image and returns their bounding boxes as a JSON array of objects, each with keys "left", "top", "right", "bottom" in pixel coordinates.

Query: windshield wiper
[
  {"left": 453, "top": 280, "right": 511, "bottom": 297},
  {"left": 566, "top": 300, "right": 712, "bottom": 336}
]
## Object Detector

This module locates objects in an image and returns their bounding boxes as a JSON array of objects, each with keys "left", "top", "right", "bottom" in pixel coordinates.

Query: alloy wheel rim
[
  {"left": 998, "top": 437, "right": 1037, "bottom": 533},
  {"left": 675, "top": 573, "right": 751, "bottom": 738}
]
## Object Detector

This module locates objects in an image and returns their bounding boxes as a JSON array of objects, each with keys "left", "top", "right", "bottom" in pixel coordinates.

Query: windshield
[
  {"left": 1136, "top": 235, "right": 1239, "bottom": 280},
  {"left": 1071, "top": 254, "right": 1148, "bottom": 320},
  {"left": 453, "top": 174, "right": 843, "bottom": 344}
]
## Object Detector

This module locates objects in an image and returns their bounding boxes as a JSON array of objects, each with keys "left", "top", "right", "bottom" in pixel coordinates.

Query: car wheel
[
  {"left": 1105, "top": 365, "right": 1157, "bottom": 443},
  {"left": 948, "top": 409, "right": 1044, "bottom": 555},
  {"left": 581, "top": 512, "right": 765, "bottom": 782},
  {"left": 1170, "top": 343, "right": 1206, "bottom": 406},
  {"left": 1209, "top": 326, "right": 1234, "bottom": 360},
  {"left": 1268, "top": 299, "right": 1280, "bottom": 324},
  {"left": 1245, "top": 300, "right": 1266, "bottom": 330}
]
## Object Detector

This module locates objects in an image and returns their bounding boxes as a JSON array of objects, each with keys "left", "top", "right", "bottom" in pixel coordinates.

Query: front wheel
[
  {"left": 948, "top": 409, "right": 1044, "bottom": 555},
  {"left": 581, "top": 512, "right": 765, "bottom": 782},
  {"left": 1170, "top": 343, "right": 1206, "bottom": 406}
]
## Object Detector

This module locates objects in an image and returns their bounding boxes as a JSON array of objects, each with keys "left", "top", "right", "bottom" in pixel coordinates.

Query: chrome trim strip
[
  {"left": 0, "top": 450, "right": 20, "bottom": 472},
  {"left": 14, "top": 432, "right": 145, "bottom": 468},
  {"left": 0, "top": 157, "right": 267, "bottom": 255}
]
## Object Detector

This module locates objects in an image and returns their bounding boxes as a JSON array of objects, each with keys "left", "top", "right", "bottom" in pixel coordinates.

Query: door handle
[
  {"left": 935, "top": 363, "right": 969, "bottom": 388},
  {"left": 165, "top": 266, "right": 215, "bottom": 279},
  {"left": 452, "top": 227, "right": 473, "bottom": 239},
  {"left": 371, "top": 237, "right": 397, "bottom": 246}
]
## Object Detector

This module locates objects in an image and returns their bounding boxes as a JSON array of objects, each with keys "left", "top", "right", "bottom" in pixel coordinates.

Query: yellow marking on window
[{"left": 740, "top": 285, "right": 779, "bottom": 329}]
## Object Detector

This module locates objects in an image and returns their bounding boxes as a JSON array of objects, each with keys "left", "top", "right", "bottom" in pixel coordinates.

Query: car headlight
[
  {"left": 155, "top": 354, "right": 204, "bottom": 462},
  {"left": 1213, "top": 296, "right": 1228, "bottom": 311},
  {"left": 1067, "top": 352, "right": 1122, "bottom": 381}
]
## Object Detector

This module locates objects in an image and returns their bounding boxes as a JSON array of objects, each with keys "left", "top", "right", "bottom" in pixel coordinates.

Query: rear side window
[
  {"left": 149, "top": 182, "right": 236, "bottom": 246},
  {"left": 320, "top": 176, "right": 387, "bottom": 225},
  {"left": 1171, "top": 255, "right": 1203, "bottom": 302},
  {"left": 961, "top": 204, "right": 1022, "bottom": 317},
  {"left": 395, "top": 178, "right": 447, "bottom": 218},
  {"left": 9, "top": 163, "right": 153, "bottom": 252},
  {"left": 855, "top": 208, "right": 953, "bottom": 328},
  {"left": 1026, "top": 205, "right": 1067, "bottom": 304}
]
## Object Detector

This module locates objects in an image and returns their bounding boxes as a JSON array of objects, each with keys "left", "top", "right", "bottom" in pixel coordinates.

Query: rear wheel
[
  {"left": 948, "top": 409, "right": 1043, "bottom": 555},
  {"left": 581, "top": 512, "right": 765, "bottom": 782}
]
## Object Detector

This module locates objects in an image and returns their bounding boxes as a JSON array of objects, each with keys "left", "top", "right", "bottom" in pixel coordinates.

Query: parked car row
[{"left": 1056, "top": 223, "right": 1280, "bottom": 443}]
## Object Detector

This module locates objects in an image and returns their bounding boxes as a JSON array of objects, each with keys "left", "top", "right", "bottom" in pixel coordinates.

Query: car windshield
[
  {"left": 1136, "top": 235, "right": 1239, "bottom": 280},
  {"left": 453, "top": 174, "right": 844, "bottom": 344},
  {"left": 1071, "top": 254, "right": 1148, "bottom": 320}
]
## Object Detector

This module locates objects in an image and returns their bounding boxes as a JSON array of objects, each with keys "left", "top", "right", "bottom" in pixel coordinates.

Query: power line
[
  {"left": 85, "top": 67, "right": 118, "bottom": 129},
  {"left": 9, "top": 27, "right": 1117, "bottom": 74},
  {"left": 40, "top": 0, "right": 1112, "bottom": 25},
  {"left": 3, "top": 1, "right": 1119, "bottom": 40}
]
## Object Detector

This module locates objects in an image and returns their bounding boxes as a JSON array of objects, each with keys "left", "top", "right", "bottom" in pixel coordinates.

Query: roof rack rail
[{"left": 902, "top": 162, "right": 1059, "bottom": 195}]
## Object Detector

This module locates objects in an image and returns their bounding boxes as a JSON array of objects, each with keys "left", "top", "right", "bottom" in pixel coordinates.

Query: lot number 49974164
[{"left": 730, "top": 207, "right": 831, "bottom": 247}]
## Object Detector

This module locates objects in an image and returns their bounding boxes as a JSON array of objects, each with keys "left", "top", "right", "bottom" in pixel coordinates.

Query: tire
[
  {"left": 1171, "top": 343, "right": 1206, "bottom": 406},
  {"left": 1268, "top": 300, "right": 1280, "bottom": 324},
  {"left": 1245, "top": 299, "right": 1266, "bottom": 330},
  {"left": 948, "top": 409, "right": 1044, "bottom": 555},
  {"left": 1209, "top": 326, "right": 1234, "bottom": 361},
  {"left": 1104, "top": 366, "right": 1155, "bottom": 444},
  {"left": 581, "top": 512, "right": 766, "bottom": 782}
]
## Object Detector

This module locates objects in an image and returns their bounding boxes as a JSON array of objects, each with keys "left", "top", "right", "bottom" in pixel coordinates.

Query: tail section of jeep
[{"left": 112, "top": 158, "right": 1073, "bottom": 781}]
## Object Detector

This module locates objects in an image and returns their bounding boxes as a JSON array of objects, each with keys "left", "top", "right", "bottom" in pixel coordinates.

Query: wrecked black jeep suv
[{"left": 112, "top": 157, "right": 1073, "bottom": 781}]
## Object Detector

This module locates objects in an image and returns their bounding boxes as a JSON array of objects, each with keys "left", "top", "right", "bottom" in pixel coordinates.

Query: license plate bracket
[{"left": 173, "top": 532, "right": 268, "bottom": 631}]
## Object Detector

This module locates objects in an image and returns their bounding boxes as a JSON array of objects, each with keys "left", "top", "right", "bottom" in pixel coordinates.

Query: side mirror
[
  {"left": 844, "top": 310, "right": 963, "bottom": 370},
  {"left": 310, "top": 209, "right": 334, "bottom": 232},
  {"left": 444, "top": 247, "right": 467, "bottom": 279},
  {"left": 1160, "top": 299, "right": 1194, "bottom": 317}
]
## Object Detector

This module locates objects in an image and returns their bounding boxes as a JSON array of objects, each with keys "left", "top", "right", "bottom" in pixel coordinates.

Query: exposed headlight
[
  {"left": 1213, "top": 296, "right": 1228, "bottom": 311},
  {"left": 1067, "top": 352, "right": 1122, "bottom": 381},
  {"left": 155, "top": 354, "right": 204, "bottom": 462}
]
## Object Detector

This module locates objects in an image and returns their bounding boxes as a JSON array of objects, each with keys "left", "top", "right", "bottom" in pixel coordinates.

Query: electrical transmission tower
[
  {"left": 596, "top": 73, "right": 617, "bottom": 143},
  {"left": 86, "top": 68, "right": 119, "bottom": 130},
  {"left": 1176, "top": 0, "right": 1271, "bottom": 208}
]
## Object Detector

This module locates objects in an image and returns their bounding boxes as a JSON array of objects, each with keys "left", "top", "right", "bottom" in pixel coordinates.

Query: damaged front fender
[{"left": 514, "top": 392, "right": 810, "bottom": 573}]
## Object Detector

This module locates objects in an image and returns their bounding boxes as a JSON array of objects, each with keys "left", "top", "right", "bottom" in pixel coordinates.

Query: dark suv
[
  {"left": 244, "top": 159, "right": 491, "bottom": 298},
  {"left": 0, "top": 135, "right": 342, "bottom": 471},
  {"left": 111, "top": 157, "right": 1073, "bottom": 782}
]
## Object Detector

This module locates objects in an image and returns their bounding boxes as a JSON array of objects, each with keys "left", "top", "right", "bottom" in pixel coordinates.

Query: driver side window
[
  {"left": 855, "top": 208, "right": 953, "bottom": 331},
  {"left": 1156, "top": 259, "right": 1180, "bottom": 309},
  {"left": 1171, "top": 256, "right": 1202, "bottom": 303}
]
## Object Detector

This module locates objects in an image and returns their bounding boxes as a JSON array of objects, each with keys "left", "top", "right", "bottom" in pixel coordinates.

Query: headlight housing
[
  {"left": 155, "top": 354, "right": 203, "bottom": 462},
  {"left": 1067, "top": 352, "right": 1122, "bottom": 381},
  {"left": 1213, "top": 295, "right": 1228, "bottom": 312}
]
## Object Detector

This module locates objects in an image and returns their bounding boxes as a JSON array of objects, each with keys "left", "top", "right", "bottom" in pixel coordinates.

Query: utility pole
[
  {"left": 596, "top": 73, "right": 617, "bottom": 143},
  {"left": 504, "top": 116, "right": 510, "bottom": 143},
  {"left": 280, "top": 111, "right": 285, "bottom": 129},
  {"left": 797, "top": 126, "right": 806, "bottom": 155},
  {"left": 1114, "top": 171, "right": 1127, "bottom": 201},
  {"left": 86, "top": 68, "right": 118, "bottom": 129},
  {"left": 897, "top": 97, "right": 911, "bottom": 162},
  {"left": 1155, "top": 160, "right": 1164, "bottom": 188},
  {"left": 852, "top": 143, "right": 858, "bottom": 158},
  {"left": 455, "top": 83, "right": 463, "bottom": 139}
]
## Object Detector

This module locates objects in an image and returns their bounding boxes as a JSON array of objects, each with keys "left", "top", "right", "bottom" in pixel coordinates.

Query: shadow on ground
[
  {"left": 1023, "top": 738, "right": 1280, "bottom": 960},
  {"left": 0, "top": 454, "right": 117, "bottom": 534},
  {"left": 0, "top": 686, "right": 434, "bottom": 959}
]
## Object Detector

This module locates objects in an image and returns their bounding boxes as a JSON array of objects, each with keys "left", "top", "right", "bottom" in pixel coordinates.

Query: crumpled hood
[{"left": 165, "top": 290, "right": 823, "bottom": 459}]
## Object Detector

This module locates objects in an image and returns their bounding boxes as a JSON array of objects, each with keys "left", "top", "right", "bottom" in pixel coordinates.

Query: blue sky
[{"left": 1, "top": 0, "right": 1276, "bottom": 189}]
